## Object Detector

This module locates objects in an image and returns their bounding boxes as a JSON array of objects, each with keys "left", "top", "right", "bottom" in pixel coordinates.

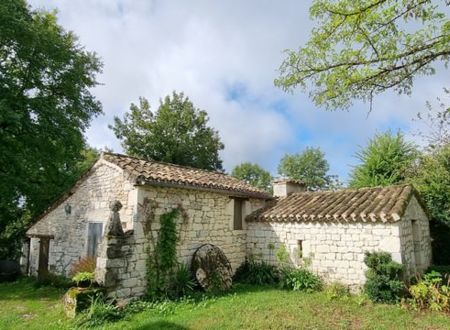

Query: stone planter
[{"left": 63, "top": 287, "right": 106, "bottom": 318}]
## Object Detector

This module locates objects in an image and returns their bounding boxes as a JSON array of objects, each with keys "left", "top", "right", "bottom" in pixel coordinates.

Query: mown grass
[{"left": 1, "top": 278, "right": 449, "bottom": 330}]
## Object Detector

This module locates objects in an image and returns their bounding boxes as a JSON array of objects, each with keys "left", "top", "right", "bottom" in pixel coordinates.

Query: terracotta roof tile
[
  {"left": 246, "top": 184, "right": 421, "bottom": 223},
  {"left": 103, "top": 152, "right": 270, "bottom": 198}
]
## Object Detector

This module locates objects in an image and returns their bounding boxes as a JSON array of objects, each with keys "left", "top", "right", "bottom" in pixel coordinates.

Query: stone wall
[
  {"left": 93, "top": 185, "right": 265, "bottom": 299},
  {"left": 398, "top": 196, "right": 432, "bottom": 278},
  {"left": 246, "top": 221, "right": 402, "bottom": 290},
  {"left": 135, "top": 186, "right": 265, "bottom": 275},
  {"left": 95, "top": 232, "right": 148, "bottom": 299},
  {"left": 246, "top": 196, "right": 432, "bottom": 290},
  {"left": 26, "top": 160, "right": 137, "bottom": 276}
]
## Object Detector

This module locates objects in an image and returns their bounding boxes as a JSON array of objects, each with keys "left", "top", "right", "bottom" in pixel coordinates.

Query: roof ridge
[{"left": 102, "top": 151, "right": 230, "bottom": 176}]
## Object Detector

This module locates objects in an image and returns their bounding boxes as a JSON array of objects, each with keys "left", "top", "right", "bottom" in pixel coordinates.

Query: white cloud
[{"left": 28, "top": 0, "right": 449, "bottom": 181}]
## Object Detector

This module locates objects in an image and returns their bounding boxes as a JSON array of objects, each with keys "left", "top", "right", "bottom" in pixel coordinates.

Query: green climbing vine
[{"left": 139, "top": 198, "right": 193, "bottom": 299}]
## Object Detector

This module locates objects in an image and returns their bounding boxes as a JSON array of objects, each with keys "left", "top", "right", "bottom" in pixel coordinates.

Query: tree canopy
[
  {"left": 275, "top": 0, "right": 450, "bottom": 110},
  {"left": 111, "top": 92, "right": 224, "bottom": 171},
  {"left": 349, "top": 131, "right": 418, "bottom": 187},
  {"left": 278, "top": 147, "right": 337, "bottom": 191},
  {"left": 0, "top": 0, "right": 102, "bottom": 259},
  {"left": 231, "top": 162, "right": 273, "bottom": 193},
  {"left": 408, "top": 143, "right": 450, "bottom": 264}
]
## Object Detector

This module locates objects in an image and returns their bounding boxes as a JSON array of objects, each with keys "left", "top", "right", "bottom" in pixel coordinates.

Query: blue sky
[{"left": 30, "top": 0, "right": 449, "bottom": 183}]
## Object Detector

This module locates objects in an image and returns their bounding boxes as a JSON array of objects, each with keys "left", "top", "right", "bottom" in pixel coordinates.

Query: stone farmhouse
[{"left": 22, "top": 153, "right": 432, "bottom": 298}]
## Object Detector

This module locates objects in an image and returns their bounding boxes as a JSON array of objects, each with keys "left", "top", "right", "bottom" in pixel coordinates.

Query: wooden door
[
  {"left": 87, "top": 223, "right": 103, "bottom": 257},
  {"left": 38, "top": 237, "right": 50, "bottom": 279}
]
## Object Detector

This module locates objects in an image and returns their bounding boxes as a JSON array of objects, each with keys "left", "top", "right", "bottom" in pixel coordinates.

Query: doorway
[
  {"left": 38, "top": 237, "right": 51, "bottom": 279},
  {"left": 411, "top": 220, "right": 422, "bottom": 272},
  {"left": 87, "top": 222, "right": 103, "bottom": 257}
]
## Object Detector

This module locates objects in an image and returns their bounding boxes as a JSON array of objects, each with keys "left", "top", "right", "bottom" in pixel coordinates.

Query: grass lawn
[{"left": 1, "top": 278, "right": 449, "bottom": 330}]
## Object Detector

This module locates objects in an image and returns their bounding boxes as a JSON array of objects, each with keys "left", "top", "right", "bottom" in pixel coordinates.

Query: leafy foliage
[
  {"left": 275, "top": 244, "right": 290, "bottom": 266},
  {"left": 233, "top": 258, "right": 280, "bottom": 285},
  {"left": 325, "top": 282, "right": 350, "bottom": 300},
  {"left": 427, "top": 265, "right": 450, "bottom": 279},
  {"left": 231, "top": 162, "right": 273, "bottom": 193},
  {"left": 168, "top": 263, "right": 196, "bottom": 299},
  {"left": 275, "top": 0, "right": 450, "bottom": 110},
  {"left": 110, "top": 92, "right": 224, "bottom": 171},
  {"left": 72, "top": 272, "right": 95, "bottom": 287},
  {"left": 0, "top": 0, "right": 102, "bottom": 259},
  {"left": 278, "top": 147, "right": 339, "bottom": 191},
  {"left": 349, "top": 131, "right": 417, "bottom": 188},
  {"left": 364, "top": 252, "right": 405, "bottom": 303},
  {"left": 280, "top": 267, "right": 323, "bottom": 292},
  {"left": 409, "top": 144, "right": 450, "bottom": 264},
  {"left": 156, "top": 209, "right": 179, "bottom": 272},
  {"left": 406, "top": 271, "right": 450, "bottom": 312},
  {"left": 76, "top": 294, "right": 122, "bottom": 327},
  {"left": 144, "top": 206, "right": 194, "bottom": 300},
  {"left": 147, "top": 208, "right": 179, "bottom": 298}
]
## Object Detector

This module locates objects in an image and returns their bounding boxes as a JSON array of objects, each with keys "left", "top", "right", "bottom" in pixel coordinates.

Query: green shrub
[
  {"left": 427, "top": 265, "right": 450, "bottom": 280},
  {"left": 275, "top": 244, "right": 290, "bottom": 266},
  {"left": 233, "top": 258, "right": 280, "bottom": 285},
  {"left": 363, "top": 252, "right": 404, "bottom": 303},
  {"left": 167, "top": 263, "right": 196, "bottom": 299},
  {"left": 280, "top": 267, "right": 322, "bottom": 292},
  {"left": 72, "top": 271, "right": 95, "bottom": 287},
  {"left": 407, "top": 270, "right": 450, "bottom": 312},
  {"left": 76, "top": 295, "right": 123, "bottom": 327},
  {"left": 325, "top": 282, "right": 350, "bottom": 300}
]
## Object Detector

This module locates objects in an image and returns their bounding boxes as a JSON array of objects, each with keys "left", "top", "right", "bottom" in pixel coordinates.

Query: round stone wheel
[{"left": 191, "top": 244, "right": 232, "bottom": 292}]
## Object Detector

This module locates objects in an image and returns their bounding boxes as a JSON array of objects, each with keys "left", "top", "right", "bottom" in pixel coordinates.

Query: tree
[
  {"left": 0, "top": 1, "right": 102, "bottom": 259},
  {"left": 231, "top": 162, "right": 273, "bottom": 193},
  {"left": 278, "top": 147, "right": 336, "bottom": 191},
  {"left": 349, "top": 131, "right": 418, "bottom": 188},
  {"left": 111, "top": 92, "right": 224, "bottom": 171},
  {"left": 275, "top": 0, "right": 450, "bottom": 110},
  {"left": 409, "top": 143, "right": 450, "bottom": 264}
]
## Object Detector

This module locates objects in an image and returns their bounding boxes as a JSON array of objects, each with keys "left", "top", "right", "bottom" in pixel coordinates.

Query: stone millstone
[{"left": 191, "top": 244, "right": 232, "bottom": 292}]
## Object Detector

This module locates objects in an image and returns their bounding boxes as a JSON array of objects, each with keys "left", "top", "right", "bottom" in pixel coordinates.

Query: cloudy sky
[{"left": 29, "top": 0, "right": 449, "bottom": 182}]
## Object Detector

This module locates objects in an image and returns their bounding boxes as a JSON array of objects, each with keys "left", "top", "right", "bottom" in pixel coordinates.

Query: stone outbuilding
[
  {"left": 246, "top": 183, "right": 432, "bottom": 288},
  {"left": 24, "top": 152, "right": 268, "bottom": 298},
  {"left": 23, "top": 153, "right": 432, "bottom": 297}
]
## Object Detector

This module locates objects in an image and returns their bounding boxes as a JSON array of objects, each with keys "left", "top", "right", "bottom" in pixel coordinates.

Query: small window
[
  {"left": 297, "top": 240, "right": 303, "bottom": 259},
  {"left": 233, "top": 198, "right": 243, "bottom": 230}
]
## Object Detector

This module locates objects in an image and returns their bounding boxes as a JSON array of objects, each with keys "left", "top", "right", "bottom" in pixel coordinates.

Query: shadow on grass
[
  {"left": 134, "top": 321, "right": 188, "bottom": 330},
  {"left": 0, "top": 277, "right": 65, "bottom": 301},
  {"left": 0, "top": 277, "right": 276, "bottom": 306}
]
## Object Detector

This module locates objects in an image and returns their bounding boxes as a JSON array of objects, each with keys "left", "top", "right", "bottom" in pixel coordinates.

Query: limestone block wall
[
  {"left": 135, "top": 186, "right": 265, "bottom": 274},
  {"left": 26, "top": 160, "right": 137, "bottom": 276},
  {"left": 246, "top": 221, "right": 402, "bottom": 289},
  {"left": 93, "top": 186, "right": 265, "bottom": 299},
  {"left": 95, "top": 232, "right": 148, "bottom": 299},
  {"left": 398, "top": 196, "right": 432, "bottom": 278}
]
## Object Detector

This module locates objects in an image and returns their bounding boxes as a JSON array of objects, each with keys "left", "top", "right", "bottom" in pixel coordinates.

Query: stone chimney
[{"left": 273, "top": 178, "right": 306, "bottom": 197}]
